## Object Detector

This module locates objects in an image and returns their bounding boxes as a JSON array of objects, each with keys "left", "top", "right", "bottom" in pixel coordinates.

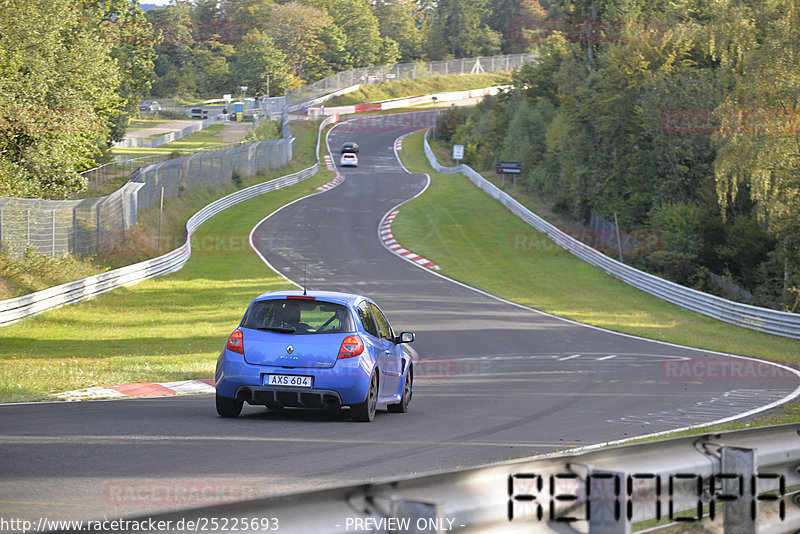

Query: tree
[
  {"left": 426, "top": 0, "right": 501, "bottom": 58},
  {"left": 146, "top": 4, "right": 198, "bottom": 97},
  {"left": 0, "top": 0, "right": 122, "bottom": 198},
  {"left": 81, "top": 0, "right": 159, "bottom": 141},
  {"left": 485, "top": 0, "right": 547, "bottom": 53},
  {"left": 311, "top": 24, "right": 351, "bottom": 79},
  {"left": 371, "top": 0, "right": 425, "bottom": 61},
  {"left": 193, "top": 40, "right": 235, "bottom": 96},
  {"left": 302, "top": 0, "right": 398, "bottom": 66},
  {"left": 220, "top": 0, "right": 275, "bottom": 30},
  {"left": 713, "top": 0, "right": 800, "bottom": 303},
  {"left": 233, "top": 29, "right": 294, "bottom": 96},
  {"left": 264, "top": 2, "right": 330, "bottom": 81}
]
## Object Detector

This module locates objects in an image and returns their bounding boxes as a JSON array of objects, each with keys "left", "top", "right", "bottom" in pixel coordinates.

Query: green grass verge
[
  {"left": 395, "top": 129, "right": 799, "bottom": 428},
  {"left": 126, "top": 118, "right": 170, "bottom": 131},
  {"left": 326, "top": 72, "right": 511, "bottom": 106},
  {"left": 0, "top": 176, "right": 327, "bottom": 402},
  {"left": 0, "top": 122, "right": 331, "bottom": 402}
]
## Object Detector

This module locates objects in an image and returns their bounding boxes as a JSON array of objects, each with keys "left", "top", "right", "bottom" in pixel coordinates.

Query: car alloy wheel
[
  {"left": 352, "top": 371, "right": 378, "bottom": 422},
  {"left": 388, "top": 369, "right": 412, "bottom": 413}
]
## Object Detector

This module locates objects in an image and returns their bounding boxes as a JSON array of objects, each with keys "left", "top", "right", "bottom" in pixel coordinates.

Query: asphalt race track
[{"left": 1, "top": 112, "right": 798, "bottom": 527}]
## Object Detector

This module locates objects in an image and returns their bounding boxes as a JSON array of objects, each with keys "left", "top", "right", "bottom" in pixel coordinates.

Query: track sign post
[
  {"left": 453, "top": 144, "right": 464, "bottom": 164},
  {"left": 496, "top": 161, "right": 521, "bottom": 187}
]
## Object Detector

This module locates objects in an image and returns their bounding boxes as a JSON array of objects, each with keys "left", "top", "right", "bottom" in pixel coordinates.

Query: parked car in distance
[
  {"left": 340, "top": 142, "right": 359, "bottom": 153},
  {"left": 138, "top": 100, "right": 162, "bottom": 113},
  {"left": 340, "top": 153, "right": 358, "bottom": 167},
  {"left": 215, "top": 290, "right": 415, "bottom": 422}
]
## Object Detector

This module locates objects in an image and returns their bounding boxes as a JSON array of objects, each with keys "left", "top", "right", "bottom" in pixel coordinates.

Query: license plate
[{"left": 264, "top": 374, "right": 312, "bottom": 388}]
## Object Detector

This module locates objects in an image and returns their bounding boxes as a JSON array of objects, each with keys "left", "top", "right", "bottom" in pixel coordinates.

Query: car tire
[
  {"left": 351, "top": 371, "right": 378, "bottom": 422},
  {"left": 388, "top": 368, "right": 412, "bottom": 413},
  {"left": 216, "top": 393, "right": 243, "bottom": 418}
]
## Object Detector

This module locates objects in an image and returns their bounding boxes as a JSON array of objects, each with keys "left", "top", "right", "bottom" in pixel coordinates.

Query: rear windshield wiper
[{"left": 254, "top": 326, "right": 296, "bottom": 334}]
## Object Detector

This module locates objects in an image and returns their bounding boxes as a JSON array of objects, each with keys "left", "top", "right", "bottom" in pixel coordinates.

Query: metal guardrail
[
  {"left": 77, "top": 423, "right": 800, "bottom": 533},
  {"left": 0, "top": 115, "right": 337, "bottom": 327},
  {"left": 423, "top": 131, "right": 800, "bottom": 340}
]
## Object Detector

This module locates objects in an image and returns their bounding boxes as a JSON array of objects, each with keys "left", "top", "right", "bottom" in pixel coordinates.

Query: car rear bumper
[
  {"left": 235, "top": 386, "right": 342, "bottom": 409},
  {"left": 216, "top": 350, "right": 373, "bottom": 405}
]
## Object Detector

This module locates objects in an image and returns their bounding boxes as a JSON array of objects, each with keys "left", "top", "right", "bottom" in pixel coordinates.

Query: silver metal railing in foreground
[{"left": 62, "top": 423, "right": 800, "bottom": 534}]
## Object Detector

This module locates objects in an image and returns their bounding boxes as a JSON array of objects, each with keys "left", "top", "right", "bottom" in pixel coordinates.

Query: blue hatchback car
[{"left": 215, "top": 290, "right": 415, "bottom": 422}]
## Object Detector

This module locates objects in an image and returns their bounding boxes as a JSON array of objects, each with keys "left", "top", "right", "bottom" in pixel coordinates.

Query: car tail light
[
  {"left": 226, "top": 330, "right": 244, "bottom": 354},
  {"left": 338, "top": 335, "right": 364, "bottom": 359}
]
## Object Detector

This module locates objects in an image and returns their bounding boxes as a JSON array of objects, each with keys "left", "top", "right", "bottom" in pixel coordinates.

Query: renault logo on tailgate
[{"left": 286, "top": 345, "right": 294, "bottom": 355}]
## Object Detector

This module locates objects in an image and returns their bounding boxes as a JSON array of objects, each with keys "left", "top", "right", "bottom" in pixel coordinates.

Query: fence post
[
  {"left": 0, "top": 207, "right": 3, "bottom": 248},
  {"left": 166, "top": 163, "right": 173, "bottom": 198},
  {"left": 721, "top": 446, "right": 756, "bottom": 534},
  {"left": 26, "top": 209, "right": 30, "bottom": 246},
  {"left": 96, "top": 203, "right": 101, "bottom": 252},
  {"left": 72, "top": 207, "right": 77, "bottom": 254},
  {"left": 588, "top": 470, "right": 629, "bottom": 534},
  {"left": 51, "top": 209, "right": 56, "bottom": 257}
]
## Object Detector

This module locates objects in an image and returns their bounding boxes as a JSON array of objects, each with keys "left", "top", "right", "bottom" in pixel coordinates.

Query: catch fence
[
  {"left": 285, "top": 53, "right": 538, "bottom": 104},
  {"left": 0, "top": 139, "right": 290, "bottom": 257}
]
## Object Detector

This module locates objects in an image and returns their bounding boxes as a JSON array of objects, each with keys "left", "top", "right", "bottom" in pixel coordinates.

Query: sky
[{"left": 140, "top": 1, "right": 170, "bottom": 9}]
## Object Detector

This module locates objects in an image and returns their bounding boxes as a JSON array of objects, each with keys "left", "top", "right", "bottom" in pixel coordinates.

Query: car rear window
[{"left": 242, "top": 299, "right": 354, "bottom": 334}]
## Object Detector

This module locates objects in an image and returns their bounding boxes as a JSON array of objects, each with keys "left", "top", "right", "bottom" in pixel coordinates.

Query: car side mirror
[{"left": 396, "top": 332, "right": 415, "bottom": 344}]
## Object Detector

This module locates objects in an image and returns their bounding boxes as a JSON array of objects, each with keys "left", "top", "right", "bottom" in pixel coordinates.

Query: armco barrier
[
  {"left": 311, "top": 85, "right": 510, "bottom": 117},
  {"left": 114, "top": 116, "right": 220, "bottom": 148},
  {"left": 423, "top": 131, "right": 800, "bottom": 339},
  {"left": 73, "top": 423, "right": 800, "bottom": 533},
  {"left": 0, "top": 115, "right": 337, "bottom": 327}
]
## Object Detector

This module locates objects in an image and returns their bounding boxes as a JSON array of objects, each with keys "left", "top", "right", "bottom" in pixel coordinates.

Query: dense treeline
[
  {"left": 441, "top": 0, "right": 800, "bottom": 311},
  {"left": 146, "top": 0, "right": 541, "bottom": 99},
  {"left": 0, "top": 0, "right": 157, "bottom": 198},
  {"left": 0, "top": 0, "right": 537, "bottom": 199}
]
